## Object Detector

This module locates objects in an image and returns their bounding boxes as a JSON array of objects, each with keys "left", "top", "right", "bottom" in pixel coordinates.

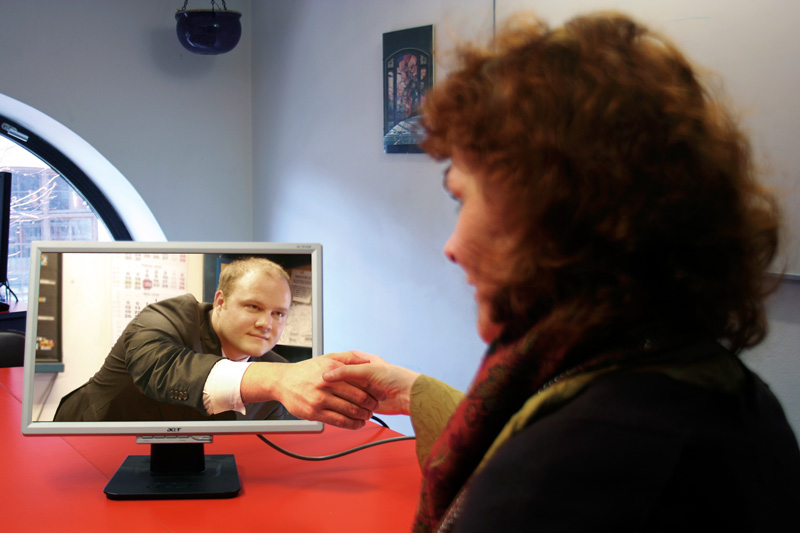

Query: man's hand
[
  {"left": 240, "top": 352, "right": 383, "bottom": 430},
  {"left": 322, "top": 351, "right": 420, "bottom": 416}
]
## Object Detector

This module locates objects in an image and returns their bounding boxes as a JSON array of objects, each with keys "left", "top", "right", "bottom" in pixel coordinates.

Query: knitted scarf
[{"left": 411, "top": 326, "right": 641, "bottom": 532}]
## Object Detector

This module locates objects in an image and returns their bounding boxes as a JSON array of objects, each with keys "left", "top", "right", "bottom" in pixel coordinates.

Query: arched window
[
  {"left": 0, "top": 132, "right": 113, "bottom": 302},
  {"left": 1, "top": 94, "right": 164, "bottom": 306}
]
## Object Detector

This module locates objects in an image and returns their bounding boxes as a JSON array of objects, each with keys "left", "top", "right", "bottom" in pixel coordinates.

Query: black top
[{"left": 454, "top": 366, "right": 800, "bottom": 532}]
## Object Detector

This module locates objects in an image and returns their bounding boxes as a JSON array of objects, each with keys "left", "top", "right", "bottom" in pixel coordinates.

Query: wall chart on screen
[{"left": 20, "top": 241, "right": 324, "bottom": 499}]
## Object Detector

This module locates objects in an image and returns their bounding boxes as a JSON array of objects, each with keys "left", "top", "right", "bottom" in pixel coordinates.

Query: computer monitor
[{"left": 20, "top": 241, "right": 324, "bottom": 499}]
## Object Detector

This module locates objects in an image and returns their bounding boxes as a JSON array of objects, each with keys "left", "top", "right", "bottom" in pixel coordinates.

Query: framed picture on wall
[{"left": 383, "top": 24, "right": 434, "bottom": 154}]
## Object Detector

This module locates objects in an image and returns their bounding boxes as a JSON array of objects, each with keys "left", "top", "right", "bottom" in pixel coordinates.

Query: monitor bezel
[{"left": 20, "top": 240, "right": 325, "bottom": 436}]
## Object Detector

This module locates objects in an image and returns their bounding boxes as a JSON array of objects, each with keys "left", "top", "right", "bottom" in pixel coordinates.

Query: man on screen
[{"left": 54, "top": 257, "right": 377, "bottom": 428}]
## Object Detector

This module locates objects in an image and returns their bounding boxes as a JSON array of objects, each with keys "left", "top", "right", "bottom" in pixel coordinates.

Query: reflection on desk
[{"left": 0, "top": 366, "right": 421, "bottom": 532}]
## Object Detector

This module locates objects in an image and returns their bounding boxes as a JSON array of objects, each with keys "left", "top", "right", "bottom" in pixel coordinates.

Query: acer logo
[{"left": 166, "top": 427, "right": 182, "bottom": 432}]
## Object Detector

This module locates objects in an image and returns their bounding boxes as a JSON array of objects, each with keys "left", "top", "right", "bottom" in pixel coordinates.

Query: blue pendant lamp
[{"left": 175, "top": 0, "right": 242, "bottom": 55}]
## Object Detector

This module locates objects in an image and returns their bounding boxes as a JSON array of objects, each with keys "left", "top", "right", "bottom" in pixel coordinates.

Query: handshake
[{"left": 241, "top": 351, "right": 421, "bottom": 430}]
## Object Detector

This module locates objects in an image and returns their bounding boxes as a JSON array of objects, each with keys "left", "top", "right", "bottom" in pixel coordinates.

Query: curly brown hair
[{"left": 421, "top": 12, "right": 781, "bottom": 353}]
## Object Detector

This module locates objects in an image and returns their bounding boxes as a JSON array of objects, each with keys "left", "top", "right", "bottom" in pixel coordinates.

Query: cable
[
  {"left": 257, "top": 432, "right": 415, "bottom": 461},
  {"left": 1, "top": 280, "right": 18, "bottom": 302},
  {"left": 370, "top": 415, "right": 389, "bottom": 428}
]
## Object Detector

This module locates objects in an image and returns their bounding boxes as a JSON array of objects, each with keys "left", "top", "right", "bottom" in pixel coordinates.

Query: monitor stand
[{"left": 104, "top": 436, "right": 241, "bottom": 500}]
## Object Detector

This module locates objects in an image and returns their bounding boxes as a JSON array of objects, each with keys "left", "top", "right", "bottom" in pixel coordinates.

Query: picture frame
[{"left": 383, "top": 25, "right": 434, "bottom": 154}]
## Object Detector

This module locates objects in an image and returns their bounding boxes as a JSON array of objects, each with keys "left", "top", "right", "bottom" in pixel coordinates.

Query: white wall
[
  {"left": 251, "top": 0, "right": 494, "bottom": 434},
  {"left": 0, "top": 0, "right": 254, "bottom": 241},
  {"left": 251, "top": 0, "right": 800, "bottom": 436}
]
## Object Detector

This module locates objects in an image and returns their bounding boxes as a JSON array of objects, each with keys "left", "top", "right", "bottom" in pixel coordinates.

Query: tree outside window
[{"left": 1, "top": 135, "right": 111, "bottom": 303}]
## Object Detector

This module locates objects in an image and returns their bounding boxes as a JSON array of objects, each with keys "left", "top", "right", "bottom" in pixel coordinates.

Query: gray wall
[
  {"left": 251, "top": 0, "right": 492, "bottom": 434},
  {"left": 1, "top": 0, "right": 797, "bottom": 436},
  {"left": 0, "top": 0, "right": 254, "bottom": 241},
  {"left": 250, "top": 0, "right": 800, "bottom": 435}
]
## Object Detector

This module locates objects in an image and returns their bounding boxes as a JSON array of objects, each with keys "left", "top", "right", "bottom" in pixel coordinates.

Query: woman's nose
[{"left": 443, "top": 234, "right": 457, "bottom": 264}]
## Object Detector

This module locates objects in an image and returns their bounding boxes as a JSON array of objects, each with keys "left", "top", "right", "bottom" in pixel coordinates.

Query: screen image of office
[{"left": 27, "top": 246, "right": 315, "bottom": 424}]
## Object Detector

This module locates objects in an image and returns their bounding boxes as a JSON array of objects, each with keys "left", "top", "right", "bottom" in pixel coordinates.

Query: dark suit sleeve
[{"left": 123, "top": 298, "right": 220, "bottom": 414}]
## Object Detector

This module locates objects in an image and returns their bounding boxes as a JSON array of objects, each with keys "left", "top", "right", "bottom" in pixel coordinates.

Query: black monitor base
[{"left": 104, "top": 442, "right": 240, "bottom": 500}]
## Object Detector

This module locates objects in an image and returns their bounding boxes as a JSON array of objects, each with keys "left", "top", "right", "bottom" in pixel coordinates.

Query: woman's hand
[{"left": 322, "top": 351, "right": 421, "bottom": 416}]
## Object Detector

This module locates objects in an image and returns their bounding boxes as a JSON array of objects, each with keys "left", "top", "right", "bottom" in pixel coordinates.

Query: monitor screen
[{"left": 20, "top": 241, "right": 324, "bottom": 499}]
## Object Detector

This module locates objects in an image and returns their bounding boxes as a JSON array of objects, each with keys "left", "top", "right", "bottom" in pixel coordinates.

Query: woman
[{"left": 325, "top": 11, "right": 800, "bottom": 532}]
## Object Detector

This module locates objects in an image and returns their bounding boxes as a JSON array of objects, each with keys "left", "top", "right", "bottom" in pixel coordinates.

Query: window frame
[
  {"left": 0, "top": 92, "right": 165, "bottom": 243},
  {"left": 1, "top": 114, "right": 132, "bottom": 241}
]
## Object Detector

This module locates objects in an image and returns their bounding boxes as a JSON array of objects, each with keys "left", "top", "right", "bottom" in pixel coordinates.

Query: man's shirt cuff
[{"left": 202, "top": 358, "right": 253, "bottom": 415}]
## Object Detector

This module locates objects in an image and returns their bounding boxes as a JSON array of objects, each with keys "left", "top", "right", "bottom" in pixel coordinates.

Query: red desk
[{"left": 0, "top": 367, "right": 422, "bottom": 532}]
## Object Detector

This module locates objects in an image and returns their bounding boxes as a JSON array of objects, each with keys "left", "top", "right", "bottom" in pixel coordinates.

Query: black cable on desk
[
  {"left": 371, "top": 415, "right": 389, "bottom": 428},
  {"left": 257, "top": 432, "right": 415, "bottom": 461}
]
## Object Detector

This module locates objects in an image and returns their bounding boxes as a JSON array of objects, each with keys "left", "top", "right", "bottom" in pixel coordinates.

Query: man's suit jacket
[{"left": 54, "top": 294, "right": 287, "bottom": 421}]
